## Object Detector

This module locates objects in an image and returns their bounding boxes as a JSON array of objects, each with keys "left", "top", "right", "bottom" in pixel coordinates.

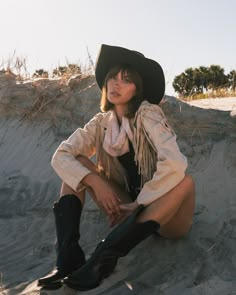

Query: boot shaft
[
  {"left": 53, "top": 194, "right": 85, "bottom": 272},
  {"left": 97, "top": 205, "right": 159, "bottom": 257},
  {"left": 53, "top": 194, "right": 83, "bottom": 247}
]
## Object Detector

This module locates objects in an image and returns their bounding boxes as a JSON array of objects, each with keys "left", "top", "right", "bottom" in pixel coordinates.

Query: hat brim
[{"left": 95, "top": 44, "right": 165, "bottom": 104}]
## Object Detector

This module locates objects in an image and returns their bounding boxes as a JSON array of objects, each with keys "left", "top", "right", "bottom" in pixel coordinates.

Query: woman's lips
[{"left": 110, "top": 91, "right": 121, "bottom": 97}]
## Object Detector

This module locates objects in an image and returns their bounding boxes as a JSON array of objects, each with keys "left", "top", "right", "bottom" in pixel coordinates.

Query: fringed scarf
[
  {"left": 95, "top": 106, "right": 157, "bottom": 189},
  {"left": 103, "top": 110, "right": 134, "bottom": 157}
]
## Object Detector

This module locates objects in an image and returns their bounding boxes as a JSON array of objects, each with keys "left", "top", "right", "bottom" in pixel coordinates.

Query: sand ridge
[{"left": 0, "top": 75, "right": 235, "bottom": 294}]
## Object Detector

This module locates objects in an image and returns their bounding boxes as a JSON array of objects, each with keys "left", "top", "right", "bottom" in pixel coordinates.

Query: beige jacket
[{"left": 51, "top": 101, "right": 187, "bottom": 206}]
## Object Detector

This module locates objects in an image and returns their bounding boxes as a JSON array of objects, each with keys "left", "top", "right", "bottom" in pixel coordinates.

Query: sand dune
[{"left": 0, "top": 74, "right": 235, "bottom": 294}]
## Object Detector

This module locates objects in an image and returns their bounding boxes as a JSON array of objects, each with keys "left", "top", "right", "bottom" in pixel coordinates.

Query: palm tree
[
  {"left": 173, "top": 72, "right": 190, "bottom": 96},
  {"left": 207, "top": 65, "right": 227, "bottom": 90},
  {"left": 198, "top": 66, "right": 209, "bottom": 92}
]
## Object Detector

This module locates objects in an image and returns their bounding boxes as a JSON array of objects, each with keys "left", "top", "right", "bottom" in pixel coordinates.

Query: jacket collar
[{"left": 99, "top": 110, "right": 113, "bottom": 129}]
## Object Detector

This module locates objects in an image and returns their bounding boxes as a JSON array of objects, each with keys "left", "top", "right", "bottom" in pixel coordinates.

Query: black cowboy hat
[{"left": 95, "top": 44, "right": 165, "bottom": 104}]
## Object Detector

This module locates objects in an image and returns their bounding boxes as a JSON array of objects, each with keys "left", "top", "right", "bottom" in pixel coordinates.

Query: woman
[{"left": 38, "top": 44, "right": 195, "bottom": 290}]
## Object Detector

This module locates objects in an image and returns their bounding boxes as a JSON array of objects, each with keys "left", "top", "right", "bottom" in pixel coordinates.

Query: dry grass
[
  {"left": 0, "top": 52, "right": 99, "bottom": 132},
  {"left": 180, "top": 88, "right": 236, "bottom": 101},
  {"left": 0, "top": 50, "right": 94, "bottom": 82},
  {"left": 0, "top": 51, "right": 29, "bottom": 80}
]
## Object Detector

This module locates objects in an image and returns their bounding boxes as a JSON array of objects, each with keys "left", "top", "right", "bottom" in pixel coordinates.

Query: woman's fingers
[
  {"left": 109, "top": 202, "right": 139, "bottom": 227},
  {"left": 96, "top": 183, "right": 121, "bottom": 216},
  {"left": 111, "top": 197, "right": 121, "bottom": 214},
  {"left": 103, "top": 199, "right": 120, "bottom": 218},
  {"left": 104, "top": 194, "right": 121, "bottom": 214}
]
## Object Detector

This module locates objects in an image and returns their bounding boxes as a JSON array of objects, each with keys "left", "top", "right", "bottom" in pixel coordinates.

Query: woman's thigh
[
  {"left": 138, "top": 175, "right": 195, "bottom": 239},
  {"left": 159, "top": 187, "right": 195, "bottom": 239}
]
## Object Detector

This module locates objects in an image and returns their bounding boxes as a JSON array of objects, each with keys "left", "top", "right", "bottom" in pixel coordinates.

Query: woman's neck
[{"left": 114, "top": 105, "right": 127, "bottom": 123}]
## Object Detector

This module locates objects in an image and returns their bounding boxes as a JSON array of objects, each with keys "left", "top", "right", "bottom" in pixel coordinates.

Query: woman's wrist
[{"left": 81, "top": 173, "right": 103, "bottom": 190}]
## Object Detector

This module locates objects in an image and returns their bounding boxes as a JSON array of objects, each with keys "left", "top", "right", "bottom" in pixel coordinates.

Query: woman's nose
[{"left": 113, "top": 79, "right": 120, "bottom": 88}]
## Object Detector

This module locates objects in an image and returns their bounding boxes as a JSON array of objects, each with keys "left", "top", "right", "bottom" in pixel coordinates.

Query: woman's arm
[
  {"left": 136, "top": 104, "right": 187, "bottom": 206},
  {"left": 51, "top": 113, "right": 103, "bottom": 191},
  {"left": 52, "top": 112, "right": 121, "bottom": 222}
]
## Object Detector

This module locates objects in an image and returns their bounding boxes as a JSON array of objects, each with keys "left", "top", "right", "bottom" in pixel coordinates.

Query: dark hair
[{"left": 100, "top": 64, "right": 144, "bottom": 118}]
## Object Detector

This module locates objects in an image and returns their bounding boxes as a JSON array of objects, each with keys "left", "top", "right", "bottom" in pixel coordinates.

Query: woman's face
[{"left": 106, "top": 70, "right": 137, "bottom": 106}]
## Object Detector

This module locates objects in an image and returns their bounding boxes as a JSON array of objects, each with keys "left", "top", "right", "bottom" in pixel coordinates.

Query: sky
[{"left": 1, "top": 0, "right": 236, "bottom": 95}]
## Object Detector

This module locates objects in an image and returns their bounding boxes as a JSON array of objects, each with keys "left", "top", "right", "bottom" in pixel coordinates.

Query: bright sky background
[{"left": 1, "top": 0, "right": 236, "bottom": 95}]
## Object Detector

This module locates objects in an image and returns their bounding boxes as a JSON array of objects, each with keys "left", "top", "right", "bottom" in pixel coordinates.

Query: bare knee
[
  {"left": 58, "top": 156, "right": 97, "bottom": 203},
  {"left": 60, "top": 182, "right": 80, "bottom": 196},
  {"left": 181, "top": 174, "right": 195, "bottom": 198},
  {"left": 185, "top": 174, "right": 195, "bottom": 188},
  {"left": 60, "top": 182, "right": 85, "bottom": 204}
]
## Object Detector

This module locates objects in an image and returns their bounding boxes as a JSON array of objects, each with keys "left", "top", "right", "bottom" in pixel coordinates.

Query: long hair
[{"left": 100, "top": 64, "right": 144, "bottom": 118}]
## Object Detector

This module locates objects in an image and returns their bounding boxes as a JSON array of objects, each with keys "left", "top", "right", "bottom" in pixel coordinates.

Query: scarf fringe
[{"left": 133, "top": 113, "right": 157, "bottom": 187}]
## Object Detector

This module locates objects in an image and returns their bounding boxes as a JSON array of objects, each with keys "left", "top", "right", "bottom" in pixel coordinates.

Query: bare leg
[
  {"left": 60, "top": 156, "right": 195, "bottom": 239},
  {"left": 137, "top": 175, "right": 195, "bottom": 239}
]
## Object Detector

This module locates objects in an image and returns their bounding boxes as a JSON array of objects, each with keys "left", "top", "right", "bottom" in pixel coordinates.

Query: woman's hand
[
  {"left": 109, "top": 200, "right": 139, "bottom": 227},
  {"left": 82, "top": 173, "right": 121, "bottom": 221},
  {"left": 81, "top": 173, "right": 141, "bottom": 227}
]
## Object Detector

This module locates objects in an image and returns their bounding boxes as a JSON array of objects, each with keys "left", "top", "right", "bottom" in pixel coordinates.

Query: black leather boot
[
  {"left": 38, "top": 194, "right": 86, "bottom": 289},
  {"left": 63, "top": 205, "right": 159, "bottom": 291}
]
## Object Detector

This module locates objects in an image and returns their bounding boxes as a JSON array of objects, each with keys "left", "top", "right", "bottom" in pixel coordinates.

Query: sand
[
  {"left": 186, "top": 97, "right": 236, "bottom": 111},
  {"left": 0, "top": 74, "right": 236, "bottom": 295}
]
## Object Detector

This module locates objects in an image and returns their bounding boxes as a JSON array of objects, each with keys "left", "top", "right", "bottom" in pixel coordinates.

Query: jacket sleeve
[
  {"left": 136, "top": 106, "right": 187, "bottom": 206},
  {"left": 51, "top": 113, "right": 103, "bottom": 191}
]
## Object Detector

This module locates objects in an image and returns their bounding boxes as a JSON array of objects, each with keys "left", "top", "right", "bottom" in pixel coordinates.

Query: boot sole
[
  {"left": 63, "top": 280, "right": 100, "bottom": 291},
  {"left": 39, "top": 281, "right": 63, "bottom": 290}
]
